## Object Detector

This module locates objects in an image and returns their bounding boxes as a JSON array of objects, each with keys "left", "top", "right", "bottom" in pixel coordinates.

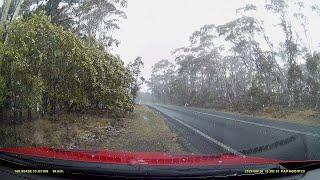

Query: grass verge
[
  {"left": 0, "top": 105, "right": 186, "bottom": 154},
  {"left": 105, "top": 105, "right": 186, "bottom": 154},
  {"left": 215, "top": 106, "right": 320, "bottom": 126},
  {"left": 0, "top": 113, "right": 118, "bottom": 150},
  {"left": 254, "top": 107, "right": 320, "bottom": 126}
]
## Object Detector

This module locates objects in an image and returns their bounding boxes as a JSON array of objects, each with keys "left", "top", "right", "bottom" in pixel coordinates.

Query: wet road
[{"left": 147, "top": 104, "right": 320, "bottom": 161}]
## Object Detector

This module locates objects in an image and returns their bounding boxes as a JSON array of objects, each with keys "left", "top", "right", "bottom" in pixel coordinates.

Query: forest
[
  {"left": 0, "top": 0, "right": 144, "bottom": 122},
  {"left": 148, "top": 0, "right": 320, "bottom": 113}
]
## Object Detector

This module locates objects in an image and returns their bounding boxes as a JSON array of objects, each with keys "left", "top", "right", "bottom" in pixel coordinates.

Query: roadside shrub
[{"left": 0, "top": 12, "right": 134, "bottom": 122}]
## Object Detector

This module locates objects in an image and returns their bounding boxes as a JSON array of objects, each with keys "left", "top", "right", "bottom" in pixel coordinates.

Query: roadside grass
[
  {"left": 104, "top": 105, "right": 186, "bottom": 154},
  {"left": 0, "top": 113, "right": 116, "bottom": 149},
  {"left": 0, "top": 105, "right": 186, "bottom": 154},
  {"left": 255, "top": 107, "right": 320, "bottom": 126},
  {"left": 213, "top": 106, "right": 320, "bottom": 126}
]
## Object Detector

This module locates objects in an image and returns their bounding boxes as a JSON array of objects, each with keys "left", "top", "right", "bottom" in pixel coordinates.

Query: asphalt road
[{"left": 147, "top": 104, "right": 320, "bottom": 161}]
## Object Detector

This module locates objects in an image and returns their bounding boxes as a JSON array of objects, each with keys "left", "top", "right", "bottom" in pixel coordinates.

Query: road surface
[{"left": 147, "top": 104, "right": 320, "bottom": 161}]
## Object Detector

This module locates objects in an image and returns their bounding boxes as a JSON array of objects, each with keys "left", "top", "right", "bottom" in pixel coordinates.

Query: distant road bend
[{"left": 147, "top": 104, "right": 320, "bottom": 161}]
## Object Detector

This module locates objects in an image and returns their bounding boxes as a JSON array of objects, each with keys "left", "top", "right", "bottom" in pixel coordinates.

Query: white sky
[
  {"left": 1, "top": 0, "right": 319, "bottom": 91},
  {"left": 113, "top": 0, "right": 247, "bottom": 90},
  {"left": 113, "top": 0, "right": 320, "bottom": 91}
]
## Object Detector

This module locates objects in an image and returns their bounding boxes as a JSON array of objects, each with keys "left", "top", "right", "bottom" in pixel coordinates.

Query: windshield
[{"left": 0, "top": 0, "right": 319, "bottom": 176}]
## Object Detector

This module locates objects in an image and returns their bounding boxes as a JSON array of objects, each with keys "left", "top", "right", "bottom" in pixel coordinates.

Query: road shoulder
[{"left": 104, "top": 105, "right": 188, "bottom": 154}]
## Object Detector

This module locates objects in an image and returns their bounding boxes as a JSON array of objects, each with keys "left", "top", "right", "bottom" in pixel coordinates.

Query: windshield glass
[{"left": 0, "top": 0, "right": 319, "bottom": 172}]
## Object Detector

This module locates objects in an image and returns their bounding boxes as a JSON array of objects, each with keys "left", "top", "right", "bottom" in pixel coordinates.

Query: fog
[
  {"left": 113, "top": 0, "right": 320, "bottom": 91},
  {"left": 113, "top": 0, "right": 246, "bottom": 91}
]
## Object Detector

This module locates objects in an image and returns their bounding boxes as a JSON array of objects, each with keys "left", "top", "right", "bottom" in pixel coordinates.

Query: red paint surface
[{"left": 0, "top": 147, "right": 284, "bottom": 166}]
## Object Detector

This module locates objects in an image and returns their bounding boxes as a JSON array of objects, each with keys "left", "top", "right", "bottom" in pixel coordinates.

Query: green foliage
[
  {"left": 21, "top": 0, "right": 127, "bottom": 47},
  {"left": 0, "top": 12, "right": 134, "bottom": 121},
  {"left": 0, "top": 76, "right": 6, "bottom": 107},
  {"left": 305, "top": 53, "right": 320, "bottom": 108},
  {"left": 127, "top": 57, "right": 145, "bottom": 100},
  {"left": 247, "top": 86, "right": 269, "bottom": 111}
]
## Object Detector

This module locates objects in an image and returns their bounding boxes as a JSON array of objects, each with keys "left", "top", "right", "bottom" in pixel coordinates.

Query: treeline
[
  {"left": 148, "top": 0, "right": 320, "bottom": 112},
  {"left": 0, "top": 13, "right": 134, "bottom": 122},
  {"left": 0, "top": 0, "right": 142, "bottom": 122}
]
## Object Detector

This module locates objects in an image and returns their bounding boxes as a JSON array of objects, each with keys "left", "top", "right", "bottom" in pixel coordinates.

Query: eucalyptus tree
[
  {"left": 149, "top": 59, "right": 176, "bottom": 104},
  {"left": 1, "top": 0, "right": 24, "bottom": 26},
  {"left": 173, "top": 25, "right": 223, "bottom": 106},
  {"left": 147, "top": 0, "right": 319, "bottom": 112},
  {"left": 73, "top": 0, "right": 127, "bottom": 47},
  {"left": 20, "top": 0, "right": 77, "bottom": 30},
  {"left": 305, "top": 53, "right": 320, "bottom": 109},
  {"left": 127, "top": 57, "right": 145, "bottom": 101},
  {"left": 217, "top": 16, "right": 278, "bottom": 110},
  {"left": 311, "top": 2, "right": 320, "bottom": 16},
  {"left": 265, "top": 0, "right": 303, "bottom": 107},
  {"left": 20, "top": 0, "right": 127, "bottom": 47}
]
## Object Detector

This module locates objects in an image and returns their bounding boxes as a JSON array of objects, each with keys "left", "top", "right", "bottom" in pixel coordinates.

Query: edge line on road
[
  {"left": 188, "top": 109, "right": 320, "bottom": 138},
  {"left": 168, "top": 115, "right": 244, "bottom": 156}
]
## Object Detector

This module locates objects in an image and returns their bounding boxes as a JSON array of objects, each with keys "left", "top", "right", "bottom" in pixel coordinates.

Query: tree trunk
[
  {"left": 0, "top": 0, "right": 13, "bottom": 26},
  {"left": 51, "top": 99, "right": 57, "bottom": 120},
  {"left": 288, "top": 93, "right": 295, "bottom": 107},
  {"left": 0, "top": 107, "right": 3, "bottom": 122},
  {"left": 27, "top": 108, "right": 32, "bottom": 121},
  {"left": 11, "top": 0, "right": 26, "bottom": 21}
]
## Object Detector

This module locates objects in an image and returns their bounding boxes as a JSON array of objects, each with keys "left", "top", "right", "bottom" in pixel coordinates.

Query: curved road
[{"left": 147, "top": 104, "right": 320, "bottom": 161}]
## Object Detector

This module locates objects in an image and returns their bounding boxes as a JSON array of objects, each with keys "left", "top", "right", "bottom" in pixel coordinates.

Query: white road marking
[
  {"left": 168, "top": 115, "right": 244, "bottom": 156},
  {"left": 186, "top": 108, "right": 320, "bottom": 138}
]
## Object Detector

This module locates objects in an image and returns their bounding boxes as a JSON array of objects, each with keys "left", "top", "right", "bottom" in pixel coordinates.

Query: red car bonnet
[{"left": 0, "top": 147, "right": 284, "bottom": 166}]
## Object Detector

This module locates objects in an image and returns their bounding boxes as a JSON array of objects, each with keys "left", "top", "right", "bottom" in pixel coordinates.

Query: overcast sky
[
  {"left": 113, "top": 0, "right": 247, "bottom": 90},
  {"left": 113, "top": 0, "right": 320, "bottom": 91},
  {"left": 1, "top": 0, "right": 319, "bottom": 91}
]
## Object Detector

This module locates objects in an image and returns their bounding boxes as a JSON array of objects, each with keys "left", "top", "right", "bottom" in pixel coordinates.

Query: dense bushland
[
  {"left": 148, "top": 0, "right": 320, "bottom": 113},
  {"left": 0, "top": 13, "right": 134, "bottom": 122}
]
